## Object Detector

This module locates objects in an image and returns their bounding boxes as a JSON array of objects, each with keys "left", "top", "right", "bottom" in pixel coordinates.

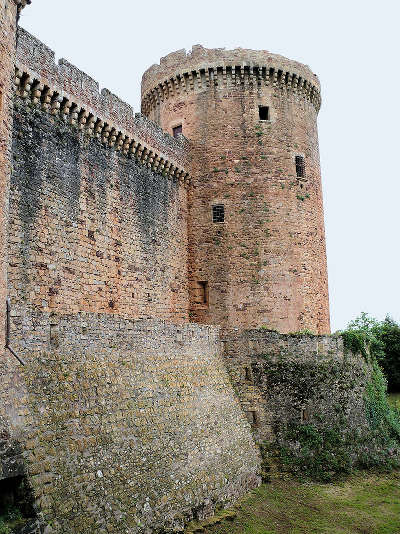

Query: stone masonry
[
  {"left": 3, "top": 314, "right": 260, "bottom": 533},
  {"left": 0, "top": 5, "right": 372, "bottom": 534},
  {"left": 0, "top": 0, "right": 21, "bottom": 351},
  {"left": 142, "top": 46, "right": 330, "bottom": 334},
  {"left": 222, "top": 330, "right": 368, "bottom": 444}
]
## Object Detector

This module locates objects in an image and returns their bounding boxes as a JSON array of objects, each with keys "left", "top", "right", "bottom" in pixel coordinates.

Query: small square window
[
  {"left": 295, "top": 155, "right": 305, "bottom": 178},
  {"left": 172, "top": 125, "right": 182, "bottom": 138},
  {"left": 212, "top": 205, "right": 225, "bottom": 223},
  {"left": 259, "top": 106, "right": 269, "bottom": 121}
]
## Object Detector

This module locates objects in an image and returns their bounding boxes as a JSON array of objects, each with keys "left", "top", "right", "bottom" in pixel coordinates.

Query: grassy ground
[{"left": 189, "top": 471, "right": 400, "bottom": 534}]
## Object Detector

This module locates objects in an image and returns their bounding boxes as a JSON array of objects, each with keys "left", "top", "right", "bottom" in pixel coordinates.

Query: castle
[{"left": 0, "top": 2, "right": 371, "bottom": 533}]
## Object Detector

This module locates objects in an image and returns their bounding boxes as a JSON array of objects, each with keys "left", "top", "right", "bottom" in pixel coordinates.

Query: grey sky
[{"left": 20, "top": 0, "right": 400, "bottom": 332}]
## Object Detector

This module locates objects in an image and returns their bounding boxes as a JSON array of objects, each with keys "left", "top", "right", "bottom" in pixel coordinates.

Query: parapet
[
  {"left": 141, "top": 45, "right": 321, "bottom": 115},
  {"left": 15, "top": 28, "right": 190, "bottom": 185},
  {"left": 223, "top": 329, "right": 345, "bottom": 361}
]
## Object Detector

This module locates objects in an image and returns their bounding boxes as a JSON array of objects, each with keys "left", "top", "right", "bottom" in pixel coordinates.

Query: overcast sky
[{"left": 20, "top": 0, "right": 399, "bottom": 332}]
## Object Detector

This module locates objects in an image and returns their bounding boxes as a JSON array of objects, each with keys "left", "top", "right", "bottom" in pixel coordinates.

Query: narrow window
[
  {"left": 295, "top": 155, "right": 305, "bottom": 177},
  {"left": 212, "top": 204, "right": 225, "bottom": 223},
  {"left": 247, "top": 411, "right": 258, "bottom": 426},
  {"left": 245, "top": 367, "right": 251, "bottom": 381},
  {"left": 301, "top": 408, "right": 310, "bottom": 422},
  {"left": 172, "top": 124, "right": 182, "bottom": 138},
  {"left": 258, "top": 106, "right": 269, "bottom": 121},
  {"left": 0, "top": 91, "right": 3, "bottom": 113},
  {"left": 198, "top": 281, "right": 209, "bottom": 305}
]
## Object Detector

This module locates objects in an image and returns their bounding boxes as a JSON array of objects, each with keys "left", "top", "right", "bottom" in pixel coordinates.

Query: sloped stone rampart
[{"left": 1, "top": 314, "right": 261, "bottom": 533}]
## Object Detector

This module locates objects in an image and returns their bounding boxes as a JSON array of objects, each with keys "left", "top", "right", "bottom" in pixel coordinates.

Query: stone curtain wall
[
  {"left": 9, "top": 97, "right": 190, "bottom": 322},
  {"left": 16, "top": 29, "right": 189, "bottom": 178},
  {"left": 2, "top": 313, "right": 261, "bottom": 533},
  {"left": 0, "top": 0, "right": 19, "bottom": 350},
  {"left": 142, "top": 46, "right": 330, "bottom": 335},
  {"left": 222, "top": 329, "right": 369, "bottom": 444}
]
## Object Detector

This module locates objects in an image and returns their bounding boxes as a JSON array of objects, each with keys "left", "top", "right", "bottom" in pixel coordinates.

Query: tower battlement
[{"left": 142, "top": 45, "right": 321, "bottom": 117}]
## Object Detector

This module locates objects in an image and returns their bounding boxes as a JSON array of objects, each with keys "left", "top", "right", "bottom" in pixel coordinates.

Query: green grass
[{"left": 191, "top": 471, "right": 400, "bottom": 534}]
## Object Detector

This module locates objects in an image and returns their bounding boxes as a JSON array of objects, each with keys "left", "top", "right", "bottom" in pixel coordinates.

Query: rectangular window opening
[
  {"left": 245, "top": 367, "right": 251, "bottom": 381},
  {"left": 198, "top": 281, "right": 209, "bottom": 305},
  {"left": 295, "top": 155, "right": 305, "bottom": 178},
  {"left": 301, "top": 408, "right": 310, "bottom": 423},
  {"left": 259, "top": 106, "right": 269, "bottom": 121},
  {"left": 247, "top": 410, "right": 258, "bottom": 426},
  {"left": 172, "top": 124, "right": 182, "bottom": 138},
  {"left": 212, "top": 204, "right": 225, "bottom": 223}
]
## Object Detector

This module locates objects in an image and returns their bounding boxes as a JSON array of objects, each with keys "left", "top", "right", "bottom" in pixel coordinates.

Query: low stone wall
[
  {"left": 222, "top": 329, "right": 369, "bottom": 445},
  {"left": 1, "top": 314, "right": 261, "bottom": 533}
]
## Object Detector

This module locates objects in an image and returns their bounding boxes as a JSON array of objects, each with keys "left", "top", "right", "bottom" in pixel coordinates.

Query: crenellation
[
  {"left": 15, "top": 28, "right": 190, "bottom": 184},
  {"left": 142, "top": 45, "right": 321, "bottom": 116}
]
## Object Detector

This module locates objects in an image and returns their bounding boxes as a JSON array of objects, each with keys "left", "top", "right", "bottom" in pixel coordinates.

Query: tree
[
  {"left": 378, "top": 318, "right": 400, "bottom": 393},
  {"left": 343, "top": 313, "right": 400, "bottom": 393}
]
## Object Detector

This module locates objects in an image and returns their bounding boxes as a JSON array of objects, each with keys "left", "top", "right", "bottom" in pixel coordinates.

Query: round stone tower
[{"left": 142, "top": 45, "right": 330, "bottom": 334}]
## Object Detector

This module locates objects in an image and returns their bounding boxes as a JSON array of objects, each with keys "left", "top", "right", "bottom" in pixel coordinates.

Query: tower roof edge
[{"left": 141, "top": 45, "right": 320, "bottom": 97}]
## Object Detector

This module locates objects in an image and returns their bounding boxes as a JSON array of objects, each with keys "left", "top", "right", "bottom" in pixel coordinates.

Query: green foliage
[
  {"left": 0, "top": 507, "right": 24, "bottom": 534},
  {"left": 364, "top": 361, "right": 400, "bottom": 443},
  {"left": 342, "top": 312, "right": 400, "bottom": 391},
  {"left": 289, "top": 329, "right": 315, "bottom": 336},
  {"left": 341, "top": 312, "right": 384, "bottom": 361},
  {"left": 378, "top": 318, "right": 400, "bottom": 392},
  {"left": 278, "top": 423, "right": 353, "bottom": 481}
]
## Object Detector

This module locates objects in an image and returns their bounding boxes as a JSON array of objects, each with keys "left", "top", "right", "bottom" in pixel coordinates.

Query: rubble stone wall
[
  {"left": 1, "top": 313, "right": 261, "bottom": 534},
  {"left": 0, "top": 0, "right": 19, "bottom": 350},
  {"left": 222, "top": 329, "right": 368, "bottom": 444}
]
